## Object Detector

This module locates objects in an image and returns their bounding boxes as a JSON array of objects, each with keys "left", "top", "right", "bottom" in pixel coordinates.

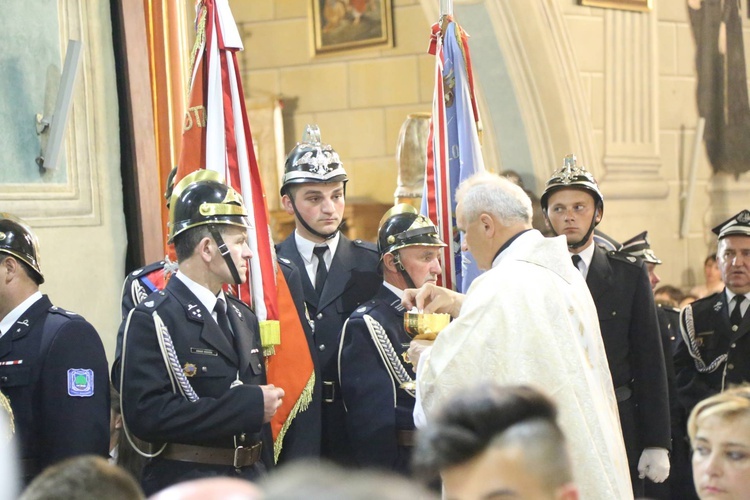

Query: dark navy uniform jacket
[
  {"left": 120, "top": 277, "right": 272, "bottom": 494},
  {"left": 275, "top": 257, "right": 322, "bottom": 462},
  {"left": 112, "top": 260, "right": 174, "bottom": 389},
  {"left": 0, "top": 295, "right": 109, "bottom": 481},
  {"left": 586, "top": 246, "right": 671, "bottom": 490},
  {"left": 276, "top": 233, "right": 380, "bottom": 463},
  {"left": 675, "top": 290, "right": 750, "bottom": 413},
  {"left": 338, "top": 285, "right": 415, "bottom": 473}
]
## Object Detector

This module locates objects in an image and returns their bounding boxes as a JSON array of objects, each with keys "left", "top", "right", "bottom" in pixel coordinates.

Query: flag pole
[{"left": 440, "top": 0, "right": 453, "bottom": 16}]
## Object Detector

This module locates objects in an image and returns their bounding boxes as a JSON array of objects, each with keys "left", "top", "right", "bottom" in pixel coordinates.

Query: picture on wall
[
  {"left": 311, "top": 0, "right": 393, "bottom": 55},
  {"left": 579, "top": 0, "right": 652, "bottom": 12}
]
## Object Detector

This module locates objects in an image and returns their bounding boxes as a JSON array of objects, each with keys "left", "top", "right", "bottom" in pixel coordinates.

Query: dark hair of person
[
  {"left": 704, "top": 253, "right": 717, "bottom": 265},
  {"left": 0, "top": 255, "right": 42, "bottom": 286},
  {"left": 20, "top": 455, "right": 143, "bottom": 500},
  {"left": 412, "top": 383, "right": 561, "bottom": 479},
  {"left": 174, "top": 225, "right": 215, "bottom": 262},
  {"left": 654, "top": 284, "right": 685, "bottom": 307}
]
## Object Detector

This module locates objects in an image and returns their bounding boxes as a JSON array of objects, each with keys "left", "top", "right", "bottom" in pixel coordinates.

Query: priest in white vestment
[{"left": 406, "top": 173, "right": 633, "bottom": 499}]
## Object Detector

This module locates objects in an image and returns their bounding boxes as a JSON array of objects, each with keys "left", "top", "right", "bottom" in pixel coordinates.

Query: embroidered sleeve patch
[{"left": 67, "top": 369, "right": 94, "bottom": 397}]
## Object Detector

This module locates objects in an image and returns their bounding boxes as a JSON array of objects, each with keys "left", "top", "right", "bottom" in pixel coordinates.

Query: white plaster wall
[{"left": 2, "top": 1, "right": 125, "bottom": 365}]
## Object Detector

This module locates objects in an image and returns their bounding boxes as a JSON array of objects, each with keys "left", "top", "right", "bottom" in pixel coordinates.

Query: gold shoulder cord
[{"left": 0, "top": 391, "right": 14, "bottom": 438}]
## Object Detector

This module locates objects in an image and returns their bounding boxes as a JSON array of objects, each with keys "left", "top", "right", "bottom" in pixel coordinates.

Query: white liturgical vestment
[{"left": 416, "top": 230, "right": 633, "bottom": 499}]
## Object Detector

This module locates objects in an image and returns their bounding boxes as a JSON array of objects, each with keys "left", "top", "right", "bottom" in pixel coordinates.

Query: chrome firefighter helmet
[{"left": 280, "top": 124, "right": 348, "bottom": 196}]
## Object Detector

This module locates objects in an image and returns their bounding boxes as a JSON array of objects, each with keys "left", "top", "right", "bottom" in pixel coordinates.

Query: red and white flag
[{"left": 176, "top": 0, "right": 314, "bottom": 462}]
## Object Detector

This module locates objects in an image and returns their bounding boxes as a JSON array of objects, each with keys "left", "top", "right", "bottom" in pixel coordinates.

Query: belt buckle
[
  {"left": 233, "top": 446, "right": 245, "bottom": 469},
  {"left": 323, "top": 380, "right": 335, "bottom": 403}
]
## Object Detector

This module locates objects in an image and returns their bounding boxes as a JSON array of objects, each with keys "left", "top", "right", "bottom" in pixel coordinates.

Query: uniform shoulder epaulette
[
  {"left": 277, "top": 256, "right": 294, "bottom": 269},
  {"left": 657, "top": 303, "right": 680, "bottom": 314},
  {"left": 129, "top": 260, "right": 167, "bottom": 279},
  {"left": 135, "top": 290, "right": 169, "bottom": 311},
  {"left": 352, "top": 239, "right": 378, "bottom": 253},
  {"left": 47, "top": 305, "right": 81, "bottom": 319},
  {"left": 607, "top": 250, "right": 641, "bottom": 267},
  {"left": 687, "top": 292, "right": 723, "bottom": 312},
  {"left": 351, "top": 299, "right": 378, "bottom": 317}
]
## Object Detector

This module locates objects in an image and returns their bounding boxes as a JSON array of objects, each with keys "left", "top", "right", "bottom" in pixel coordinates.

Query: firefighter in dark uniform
[
  {"left": 675, "top": 209, "right": 750, "bottom": 413},
  {"left": 276, "top": 125, "right": 381, "bottom": 463},
  {"left": 120, "top": 174, "right": 284, "bottom": 495},
  {"left": 622, "top": 231, "right": 696, "bottom": 500},
  {"left": 338, "top": 205, "right": 445, "bottom": 473},
  {"left": 0, "top": 213, "right": 109, "bottom": 483},
  {"left": 112, "top": 169, "right": 215, "bottom": 389},
  {"left": 274, "top": 255, "right": 323, "bottom": 462},
  {"left": 541, "top": 155, "right": 671, "bottom": 495}
]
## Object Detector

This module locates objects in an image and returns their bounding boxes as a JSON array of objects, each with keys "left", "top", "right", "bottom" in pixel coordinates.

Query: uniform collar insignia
[
  {"left": 714, "top": 301, "right": 723, "bottom": 312},
  {"left": 188, "top": 303, "right": 203, "bottom": 320},
  {"left": 231, "top": 303, "right": 243, "bottom": 320}
]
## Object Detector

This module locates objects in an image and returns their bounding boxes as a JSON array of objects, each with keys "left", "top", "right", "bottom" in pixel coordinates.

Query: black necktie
[
  {"left": 214, "top": 298, "right": 234, "bottom": 347},
  {"left": 731, "top": 295, "right": 745, "bottom": 326},
  {"left": 313, "top": 246, "right": 329, "bottom": 295},
  {"left": 571, "top": 254, "right": 583, "bottom": 271}
]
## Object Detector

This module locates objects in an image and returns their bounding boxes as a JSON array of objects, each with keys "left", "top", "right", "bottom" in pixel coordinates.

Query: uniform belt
[
  {"left": 161, "top": 442, "right": 262, "bottom": 468},
  {"left": 615, "top": 384, "right": 633, "bottom": 403},
  {"left": 397, "top": 430, "right": 415, "bottom": 447},
  {"left": 322, "top": 380, "right": 342, "bottom": 403}
]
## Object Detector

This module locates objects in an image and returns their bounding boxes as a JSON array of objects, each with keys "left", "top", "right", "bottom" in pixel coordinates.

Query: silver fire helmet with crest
[
  {"left": 280, "top": 125, "right": 348, "bottom": 240},
  {"left": 541, "top": 154, "right": 604, "bottom": 250},
  {"left": 280, "top": 124, "right": 348, "bottom": 195}
]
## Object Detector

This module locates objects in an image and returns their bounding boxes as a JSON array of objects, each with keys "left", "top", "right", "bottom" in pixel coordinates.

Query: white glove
[{"left": 637, "top": 447, "right": 670, "bottom": 483}]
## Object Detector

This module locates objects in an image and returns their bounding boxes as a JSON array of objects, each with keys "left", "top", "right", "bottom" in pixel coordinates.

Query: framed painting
[
  {"left": 311, "top": 0, "right": 393, "bottom": 55},
  {"left": 580, "top": 0, "right": 652, "bottom": 12}
]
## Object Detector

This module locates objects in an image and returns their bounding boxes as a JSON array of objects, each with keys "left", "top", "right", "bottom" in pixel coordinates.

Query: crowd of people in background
[{"left": 1, "top": 130, "right": 749, "bottom": 500}]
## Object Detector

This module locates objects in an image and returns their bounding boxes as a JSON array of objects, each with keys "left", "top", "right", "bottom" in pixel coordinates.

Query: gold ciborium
[
  {"left": 400, "top": 312, "right": 450, "bottom": 391},
  {"left": 403, "top": 311, "right": 451, "bottom": 340}
]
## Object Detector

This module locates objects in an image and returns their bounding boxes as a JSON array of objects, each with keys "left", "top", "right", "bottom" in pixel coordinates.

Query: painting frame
[
  {"left": 311, "top": 0, "right": 393, "bottom": 56},
  {"left": 580, "top": 0, "right": 652, "bottom": 12}
]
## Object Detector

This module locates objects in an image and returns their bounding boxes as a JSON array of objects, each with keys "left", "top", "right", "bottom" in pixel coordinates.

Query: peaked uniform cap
[
  {"left": 621, "top": 231, "right": 662, "bottom": 265},
  {"left": 712, "top": 209, "right": 750, "bottom": 239},
  {"left": 541, "top": 154, "right": 604, "bottom": 210}
]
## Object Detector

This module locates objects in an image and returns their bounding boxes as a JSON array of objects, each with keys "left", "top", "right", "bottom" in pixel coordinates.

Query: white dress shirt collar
[
  {"left": 0, "top": 291, "right": 43, "bottom": 338},
  {"left": 570, "top": 242, "right": 596, "bottom": 280}
]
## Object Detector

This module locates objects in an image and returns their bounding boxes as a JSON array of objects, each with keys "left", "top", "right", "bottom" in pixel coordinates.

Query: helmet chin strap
[
  {"left": 393, "top": 252, "right": 417, "bottom": 289},
  {"left": 286, "top": 189, "right": 346, "bottom": 241},
  {"left": 208, "top": 225, "right": 243, "bottom": 285}
]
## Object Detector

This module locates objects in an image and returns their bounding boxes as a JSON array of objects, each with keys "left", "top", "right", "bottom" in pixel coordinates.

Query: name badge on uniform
[{"left": 67, "top": 369, "right": 94, "bottom": 397}]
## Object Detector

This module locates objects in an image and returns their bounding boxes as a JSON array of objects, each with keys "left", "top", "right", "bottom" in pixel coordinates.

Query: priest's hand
[
  {"left": 637, "top": 447, "right": 670, "bottom": 483},
  {"left": 406, "top": 340, "right": 433, "bottom": 371},
  {"left": 402, "top": 283, "right": 464, "bottom": 318}
]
